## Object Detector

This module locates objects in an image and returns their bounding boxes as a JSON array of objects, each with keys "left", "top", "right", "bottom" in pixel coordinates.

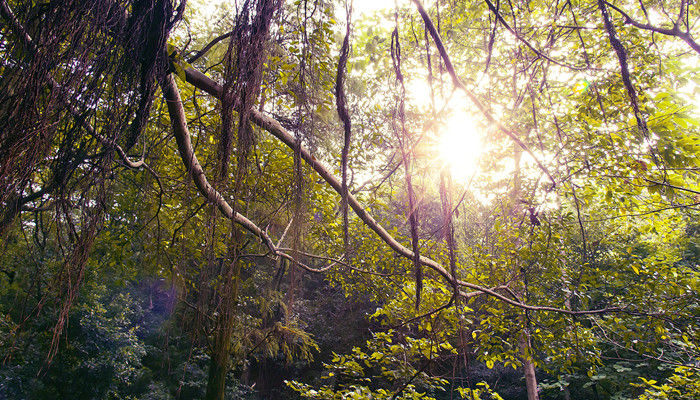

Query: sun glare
[{"left": 437, "top": 111, "right": 484, "bottom": 183}]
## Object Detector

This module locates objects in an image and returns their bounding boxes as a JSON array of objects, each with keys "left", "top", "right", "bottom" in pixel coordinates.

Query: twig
[
  {"left": 482, "top": 0, "right": 585, "bottom": 70},
  {"left": 187, "top": 31, "right": 233, "bottom": 64}
]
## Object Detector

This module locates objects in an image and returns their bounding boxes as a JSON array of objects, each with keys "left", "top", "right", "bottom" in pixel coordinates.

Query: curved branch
[
  {"left": 161, "top": 74, "right": 277, "bottom": 253},
  {"left": 162, "top": 74, "right": 339, "bottom": 276},
  {"left": 187, "top": 31, "right": 233, "bottom": 64},
  {"left": 174, "top": 64, "right": 629, "bottom": 316},
  {"left": 605, "top": 1, "right": 700, "bottom": 55}
]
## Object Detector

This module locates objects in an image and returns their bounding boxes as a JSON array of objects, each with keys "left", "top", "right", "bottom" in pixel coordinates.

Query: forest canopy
[{"left": 0, "top": 0, "right": 699, "bottom": 399}]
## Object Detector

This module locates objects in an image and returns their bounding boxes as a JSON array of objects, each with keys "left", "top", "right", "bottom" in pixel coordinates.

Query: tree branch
[
  {"left": 161, "top": 73, "right": 336, "bottom": 276},
  {"left": 605, "top": 1, "right": 700, "bottom": 55},
  {"left": 174, "top": 64, "right": 629, "bottom": 316},
  {"left": 482, "top": 0, "right": 584, "bottom": 70},
  {"left": 187, "top": 31, "right": 233, "bottom": 64},
  {"left": 161, "top": 74, "right": 277, "bottom": 253}
]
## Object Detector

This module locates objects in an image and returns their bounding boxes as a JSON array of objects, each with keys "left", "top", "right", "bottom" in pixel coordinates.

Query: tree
[{"left": 1, "top": 0, "right": 699, "bottom": 399}]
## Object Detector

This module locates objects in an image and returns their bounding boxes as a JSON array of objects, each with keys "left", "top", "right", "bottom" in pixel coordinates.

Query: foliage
[
  {"left": 1, "top": 0, "right": 699, "bottom": 399},
  {"left": 287, "top": 330, "right": 455, "bottom": 399},
  {"left": 636, "top": 367, "right": 700, "bottom": 400}
]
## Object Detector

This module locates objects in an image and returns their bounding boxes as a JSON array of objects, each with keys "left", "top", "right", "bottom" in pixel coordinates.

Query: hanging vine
[{"left": 391, "top": 16, "right": 423, "bottom": 310}]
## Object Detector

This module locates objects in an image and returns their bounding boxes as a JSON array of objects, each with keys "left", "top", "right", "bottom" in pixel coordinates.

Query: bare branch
[{"left": 187, "top": 31, "right": 233, "bottom": 64}]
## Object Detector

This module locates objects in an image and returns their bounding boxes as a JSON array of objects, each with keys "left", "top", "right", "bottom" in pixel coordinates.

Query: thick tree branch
[
  {"left": 161, "top": 73, "right": 335, "bottom": 275},
  {"left": 161, "top": 74, "right": 276, "bottom": 252},
  {"left": 336, "top": 9, "right": 353, "bottom": 263},
  {"left": 176, "top": 65, "right": 626, "bottom": 315}
]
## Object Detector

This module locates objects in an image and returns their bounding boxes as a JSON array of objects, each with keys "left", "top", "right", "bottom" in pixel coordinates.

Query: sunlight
[
  {"left": 437, "top": 111, "right": 484, "bottom": 183},
  {"left": 352, "top": 0, "right": 395, "bottom": 16},
  {"left": 404, "top": 78, "right": 487, "bottom": 186}
]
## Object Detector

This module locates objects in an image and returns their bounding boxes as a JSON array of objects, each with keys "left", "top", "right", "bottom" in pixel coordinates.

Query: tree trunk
[
  {"left": 562, "top": 383, "right": 571, "bottom": 400},
  {"left": 204, "top": 268, "right": 238, "bottom": 400},
  {"left": 518, "top": 325, "right": 540, "bottom": 400},
  {"left": 205, "top": 340, "right": 230, "bottom": 400},
  {"left": 205, "top": 244, "right": 242, "bottom": 400},
  {"left": 513, "top": 141, "right": 539, "bottom": 400}
]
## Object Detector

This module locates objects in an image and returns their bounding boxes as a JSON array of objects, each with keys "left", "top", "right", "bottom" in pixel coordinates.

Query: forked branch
[
  {"left": 605, "top": 1, "right": 700, "bottom": 55},
  {"left": 161, "top": 74, "right": 341, "bottom": 275}
]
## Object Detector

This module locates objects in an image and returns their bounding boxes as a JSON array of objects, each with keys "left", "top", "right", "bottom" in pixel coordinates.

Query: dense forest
[{"left": 1, "top": 0, "right": 699, "bottom": 399}]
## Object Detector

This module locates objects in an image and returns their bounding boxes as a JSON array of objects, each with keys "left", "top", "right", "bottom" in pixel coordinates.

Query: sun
[{"left": 437, "top": 110, "right": 484, "bottom": 183}]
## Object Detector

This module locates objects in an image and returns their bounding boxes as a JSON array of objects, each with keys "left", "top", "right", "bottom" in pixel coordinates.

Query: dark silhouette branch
[
  {"left": 597, "top": 0, "right": 655, "bottom": 161},
  {"left": 605, "top": 1, "right": 700, "bottom": 55},
  {"left": 482, "top": 0, "right": 585, "bottom": 70},
  {"left": 187, "top": 31, "right": 233, "bottom": 64}
]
